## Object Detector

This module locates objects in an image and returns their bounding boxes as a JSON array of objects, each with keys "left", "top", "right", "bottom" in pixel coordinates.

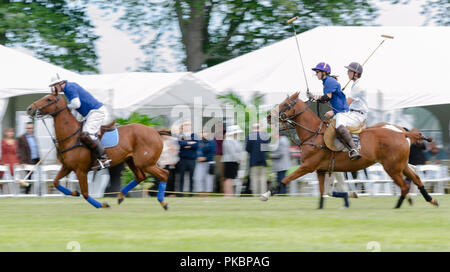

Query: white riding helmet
[{"left": 49, "top": 74, "right": 67, "bottom": 87}]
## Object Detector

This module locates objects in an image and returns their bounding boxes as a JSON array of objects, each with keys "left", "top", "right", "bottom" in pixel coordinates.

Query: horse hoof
[
  {"left": 102, "top": 202, "right": 110, "bottom": 208},
  {"left": 407, "top": 197, "right": 414, "bottom": 206},
  {"left": 118, "top": 197, "right": 124, "bottom": 205},
  {"left": 163, "top": 203, "right": 169, "bottom": 210},
  {"left": 259, "top": 196, "right": 269, "bottom": 201},
  {"left": 350, "top": 192, "right": 358, "bottom": 198},
  {"left": 72, "top": 191, "right": 80, "bottom": 197},
  {"left": 431, "top": 199, "right": 439, "bottom": 207}
]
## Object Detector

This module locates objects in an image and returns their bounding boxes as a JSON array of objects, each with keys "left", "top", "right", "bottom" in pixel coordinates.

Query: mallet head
[
  {"left": 381, "top": 34, "right": 394, "bottom": 39},
  {"left": 286, "top": 16, "right": 298, "bottom": 24}
]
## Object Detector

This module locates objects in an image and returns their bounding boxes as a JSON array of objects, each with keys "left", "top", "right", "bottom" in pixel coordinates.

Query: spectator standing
[
  {"left": 246, "top": 123, "right": 270, "bottom": 196},
  {"left": 269, "top": 133, "right": 291, "bottom": 195},
  {"left": 17, "top": 122, "right": 40, "bottom": 194},
  {"left": 409, "top": 128, "right": 427, "bottom": 166},
  {"left": 194, "top": 131, "right": 216, "bottom": 196},
  {"left": 157, "top": 131, "right": 180, "bottom": 197},
  {"left": 177, "top": 120, "right": 198, "bottom": 196},
  {"left": 222, "top": 125, "right": 244, "bottom": 197},
  {"left": 214, "top": 123, "right": 226, "bottom": 193},
  {"left": 1, "top": 128, "right": 30, "bottom": 192},
  {"left": 425, "top": 142, "right": 448, "bottom": 164}
]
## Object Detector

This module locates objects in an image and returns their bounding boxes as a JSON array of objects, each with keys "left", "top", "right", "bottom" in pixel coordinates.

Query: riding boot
[
  {"left": 336, "top": 125, "right": 362, "bottom": 160},
  {"left": 93, "top": 139, "right": 111, "bottom": 169},
  {"left": 80, "top": 132, "right": 111, "bottom": 169}
]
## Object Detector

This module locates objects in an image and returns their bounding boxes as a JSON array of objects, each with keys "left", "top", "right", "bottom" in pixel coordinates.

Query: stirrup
[
  {"left": 92, "top": 158, "right": 111, "bottom": 170},
  {"left": 349, "top": 149, "right": 362, "bottom": 160}
]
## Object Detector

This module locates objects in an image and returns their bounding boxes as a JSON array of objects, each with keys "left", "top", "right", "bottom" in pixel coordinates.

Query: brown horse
[
  {"left": 27, "top": 93, "right": 169, "bottom": 209},
  {"left": 263, "top": 92, "right": 439, "bottom": 209}
]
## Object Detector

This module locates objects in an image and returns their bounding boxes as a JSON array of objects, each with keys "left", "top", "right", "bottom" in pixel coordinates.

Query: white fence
[
  {"left": 288, "top": 163, "right": 450, "bottom": 197},
  {"left": 1, "top": 163, "right": 449, "bottom": 198},
  {"left": 0, "top": 164, "right": 110, "bottom": 198}
]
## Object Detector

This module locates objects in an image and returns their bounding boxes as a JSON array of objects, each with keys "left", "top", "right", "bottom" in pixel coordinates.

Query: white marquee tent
[
  {"left": 196, "top": 26, "right": 450, "bottom": 111},
  {"left": 0, "top": 45, "right": 84, "bottom": 99},
  {"left": 0, "top": 45, "right": 221, "bottom": 120},
  {"left": 77, "top": 72, "right": 221, "bottom": 119}
]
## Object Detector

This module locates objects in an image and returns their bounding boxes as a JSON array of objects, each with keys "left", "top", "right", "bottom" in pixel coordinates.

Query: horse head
[
  {"left": 267, "top": 92, "right": 310, "bottom": 127},
  {"left": 27, "top": 93, "right": 68, "bottom": 118}
]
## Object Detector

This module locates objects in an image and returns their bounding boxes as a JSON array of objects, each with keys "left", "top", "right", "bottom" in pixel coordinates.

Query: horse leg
[
  {"left": 53, "top": 165, "right": 79, "bottom": 197},
  {"left": 144, "top": 164, "right": 169, "bottom": 210},
  {"left": 317, "top": 171, "right": 326, "bottom": 209},
  {"left": 260, "top": 164, "right": 315, "bottom": 201},
  {"left": 76, "top": 170, "right": 109, "bottom": 208},
  {"left": 387, "top": 171, "right": 410, "bottom": 209},
  {"left": 117, "top": 157, "right": 147, "bottom": 205},
  {"left": 328, "top": 172, "right": 350, "bottom": 208},
  {"left": 403, "top": 165, "right": 439, "bottom": 207}
]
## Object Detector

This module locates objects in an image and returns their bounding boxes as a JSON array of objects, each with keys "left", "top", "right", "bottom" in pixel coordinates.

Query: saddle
[
  {"left": 324, "top": 119, "right": 366, "bottom": 152},
  {"left": 99, "top": 120, "right": 116, "bottom": 139}
]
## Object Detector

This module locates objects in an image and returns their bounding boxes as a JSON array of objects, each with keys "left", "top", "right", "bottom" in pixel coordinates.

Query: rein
[
  {"left": 279, "top": 97, "right": 325, "bottom": 149},
  {"left": 33, "top": 95, "right": 84, "bottom": 162}
]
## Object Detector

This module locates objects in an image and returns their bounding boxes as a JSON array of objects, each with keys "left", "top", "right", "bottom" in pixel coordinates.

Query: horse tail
[
  {"left": 403, "top": 131, "right": 433, "bottom": 145},
  {"left": 157, "top": 129, "right": 172, "bottom": 136}
]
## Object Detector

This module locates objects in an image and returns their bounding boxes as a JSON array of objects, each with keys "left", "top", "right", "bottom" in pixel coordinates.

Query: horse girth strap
[{"left": 328, "top": 151, "right": 336, "bottom": 173}]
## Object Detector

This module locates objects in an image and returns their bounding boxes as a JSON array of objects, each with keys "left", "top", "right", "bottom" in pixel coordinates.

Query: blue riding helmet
[{"left": 312, "top": 62, "right": 331, "bottom": 73}]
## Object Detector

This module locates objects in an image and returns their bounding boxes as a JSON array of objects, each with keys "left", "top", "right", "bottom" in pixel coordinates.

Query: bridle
[
  {"left": 32, "top": 95, "right": 68, "bottom": 118},
  {"left": 31, "top": 95, "right": 83, "bottom": 159},
  {"left": 277, "top": 96, "right": 325, "bottom": 148}
]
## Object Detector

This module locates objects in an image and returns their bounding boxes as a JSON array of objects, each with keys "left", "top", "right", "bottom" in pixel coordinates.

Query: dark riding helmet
[
  {"left": 312, "top": 62, "right": 331, "bottom": 73},
  {"left": 345, "top": 62, "right": 363, "bottom": 76}
]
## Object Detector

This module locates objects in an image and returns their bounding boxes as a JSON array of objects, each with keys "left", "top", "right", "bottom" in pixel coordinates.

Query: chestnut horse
[
  {"left": 27, "top": 93, "right": 169, "bottom": 209},
  {"left": 265, "top": 92, "right": 439, "bottom": 209}
]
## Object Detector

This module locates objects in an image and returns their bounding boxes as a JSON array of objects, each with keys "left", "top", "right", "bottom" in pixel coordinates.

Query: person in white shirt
[
  {"left": 345, "top": 62, "right": 368, "bottom": 127},
  {"left": 324, "top": 62, "right": 367, "bottom": 207}
]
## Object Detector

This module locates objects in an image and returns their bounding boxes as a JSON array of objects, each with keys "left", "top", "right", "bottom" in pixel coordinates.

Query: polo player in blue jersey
[
  {"left": 310, "top": 62, "right": 362, "bottom": 160},
  {"left": 49, "top": 75, "right": 112, "bottom": 169}
]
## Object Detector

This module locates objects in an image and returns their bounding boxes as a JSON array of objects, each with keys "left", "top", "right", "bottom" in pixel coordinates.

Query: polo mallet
[
  {"left": 286, "top": 16, "right": 311, "bottom": 97},
  {"left": 342, "top": 34, "right": 394, "bottom": 91},
  {"left": 17, "top": 145, "right": 56, "bottom": 186}
]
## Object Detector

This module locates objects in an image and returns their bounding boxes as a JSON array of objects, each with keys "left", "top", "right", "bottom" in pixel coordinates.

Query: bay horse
[
  {"left": 27, "top": 92, "right": 169, "bottom": 209},
  {"left": 264, "top": 92, "right": 439, "bottom": 209}
]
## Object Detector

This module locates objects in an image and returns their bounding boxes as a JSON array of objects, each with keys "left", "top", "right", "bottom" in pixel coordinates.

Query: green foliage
[
  {"left": 116, "top": 112, "right": 162, "bottom": 127},
  {"left": 0, "top": 0, "right": 99, "bottom": 73},
  {"left": 218, "top": 91, "right": 270, "bottom": 136},
  {"left": 420, "top": 0, "right": 450, "bottom": 26},
  {"left": 90, "top": 0, "right": 385, "bottom": 72}
]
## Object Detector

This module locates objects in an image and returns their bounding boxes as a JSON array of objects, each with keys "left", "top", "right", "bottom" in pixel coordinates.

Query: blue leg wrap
[
  {"left": 86, "top": 196, "right": 102, "bottom": 208},
  {"left": 121, "top": 179, "right": 139, "bottom": 195},
  {"left": 157, "top": 182, "right": 167, "bottom": 202},
  {"left": 56, "top": 185, "right": 72, "bottom": 196},
  {"left": 332, "top": 191, "right": 348, "bottom": 198}
]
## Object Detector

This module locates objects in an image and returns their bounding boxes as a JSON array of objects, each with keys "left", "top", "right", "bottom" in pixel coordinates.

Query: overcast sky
[{"left": 88, "top": 0, "right": 432, "bottom": 74}]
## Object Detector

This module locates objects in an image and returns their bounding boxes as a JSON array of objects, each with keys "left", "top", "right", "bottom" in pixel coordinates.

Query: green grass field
[{"left": 0, "top": 195, "right": 449, "bottom": 252}]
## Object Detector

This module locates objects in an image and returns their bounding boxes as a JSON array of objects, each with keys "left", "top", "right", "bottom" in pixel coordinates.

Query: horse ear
[
  {"left": 51, "top": 86, "right": 59, "bottom": 96},
  {"left": 292, "top": 92, "right": 299, "bottom": 99}
]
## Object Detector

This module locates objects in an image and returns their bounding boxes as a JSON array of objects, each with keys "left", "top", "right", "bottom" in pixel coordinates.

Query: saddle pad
[{"left": 100, "top": 128, "right": 119, "bottom": 148}]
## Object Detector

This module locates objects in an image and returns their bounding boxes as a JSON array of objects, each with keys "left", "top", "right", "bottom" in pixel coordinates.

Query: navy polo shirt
[
  {"left": 63, "top": 82, "right": 103, "bottom": 117},
  {"left": 322, "top": 76, "right": 348, "bottom": 114}
]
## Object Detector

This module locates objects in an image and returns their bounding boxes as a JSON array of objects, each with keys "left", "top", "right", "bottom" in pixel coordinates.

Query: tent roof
[
  {"left": 77, "top": 72, "right": 220, "bottom": 118},
  {"left": 0, "top": 45, "right": 82, "bottom": 99},
  {"left": 0, "top": 45, "right": 220, "bottom": 118},
  {"left": 196, "top": 26, "right": 450, "bottom": 110}
]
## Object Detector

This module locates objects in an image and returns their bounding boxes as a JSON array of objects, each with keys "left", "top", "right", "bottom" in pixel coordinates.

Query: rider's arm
[
  {"left": 316, "top": 93, "right": 332, "bottom": 103},
  {"left": 67, "top": 97, "right": 81, "bottom": 110}
]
